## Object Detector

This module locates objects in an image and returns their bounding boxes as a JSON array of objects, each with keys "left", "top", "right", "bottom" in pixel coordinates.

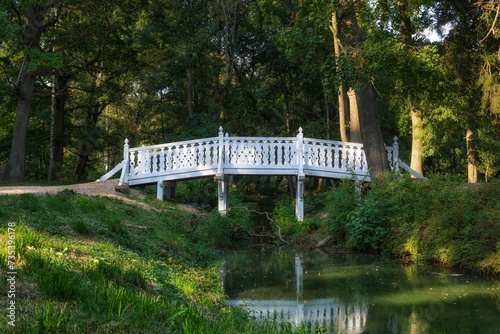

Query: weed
[
  {"left": 34, "top": 301, "right": 69, "bottom": 333},
  {"left": 39, "top": 265, "right": 82, "bottom": 301},
  {"left": 72, "top": 219, "right": 91, "bottom": 235},
  {"left": 14, "top": 224, "right": 41, "bottom": 258}
]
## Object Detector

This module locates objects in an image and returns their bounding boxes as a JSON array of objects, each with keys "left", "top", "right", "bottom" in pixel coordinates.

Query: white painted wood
[
  {"left": 103, "top": 129, "right": 413, "bottom": 221},
  {"left": 100, "top": 160, "right": 124, "bottom": 181}
]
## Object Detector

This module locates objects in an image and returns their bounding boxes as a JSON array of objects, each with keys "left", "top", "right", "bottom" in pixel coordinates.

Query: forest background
[
  {"left": 1, "top": 2, "right": 500, "bottom": 332},
  {"left": 1, "top": 0, "right": 499, "bottom": 184}
]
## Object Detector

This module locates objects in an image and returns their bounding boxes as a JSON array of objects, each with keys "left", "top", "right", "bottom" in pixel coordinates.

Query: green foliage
[
  {"left": 324, "top": 174, "right": 500, "bottom": 271},
  {"left": 176, "top": 178, "right": 218, "bottom": 209},
  {"left": 325, "top": 179, "right": 388, "bottom": 250},
  {"left": 25, "top": 48, "right": 64, "bottom": 73},
  {"left": 272, "top": 196, "right": 297, "bottom": 233},
  {"left": 197, "top": 196, "right": 252, "bottom": 248},
  {"left": 345, "top": 192, "right": 388, "bottom": 250},
  {"left": 324, "top": 179, "right": 359, "bottom": 244}
]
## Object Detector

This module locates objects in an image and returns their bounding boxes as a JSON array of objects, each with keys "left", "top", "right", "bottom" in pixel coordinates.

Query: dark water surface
[{"left": 219, "top": 250, "right": 500, "bottom": 333}]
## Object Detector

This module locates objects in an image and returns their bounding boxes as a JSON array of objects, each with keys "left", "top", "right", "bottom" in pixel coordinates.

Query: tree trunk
[
  {"left": 48, "top": 75, "right": 68, "bottom": 180},
  {"left": 49, "top": 74, "right": 57, "bottom": 181},
  {"left": 352, "top": 83, "right": 389, "bottom": 179},
  {"left": 399, "top": 4, "right": 413, "bottom": 45},
  {"left": 74, "top": 139, "right": 92, "bottom": 181},
  {"left": 331, "top": 11, "right": 349, "bottom": 142},
  {"left": 187, "top": 68, "right": 194, "bottom": 117},
  {"left": 2, "top": 3, "right": 50, "bottom": 182},
  {"left": 410, "top": 106, "right": 423, "bottom": 175},
  {"left": 347, "top": 89, "right": 362, "bottom": 143},
  {"left": 466, "top": 128, "right": 478, "bottom": 183},
  {"left": 399, "top": 4, "right": 424, "bottom": 176},
  {"left": 2, "top": 69, "right": 36, "bottom": 182}
]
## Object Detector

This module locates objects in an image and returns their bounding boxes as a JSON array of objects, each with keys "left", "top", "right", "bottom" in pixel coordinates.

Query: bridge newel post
[
  {"left": 296, "top": 128, "right": 305, "bottom": 221},
  {"left": 216, "top": 126, "right": 228, "bottom": 215},
  {"left": 118, "top": 138, "right": 129, "bottom": 186},
  {"left": 393, "top": 136, "right": 399, "bottom": 172},
  {"left": 157, "top": 181, "right": 176, "bottom": 201}
]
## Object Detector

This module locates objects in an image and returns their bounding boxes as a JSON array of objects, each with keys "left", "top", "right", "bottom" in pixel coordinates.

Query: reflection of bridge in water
[
  {"left": 226, "top": 298, "right": 368, "bottom": 332},
  {"left": 224, "top": 255, "right": 369, "bottom": 332}
]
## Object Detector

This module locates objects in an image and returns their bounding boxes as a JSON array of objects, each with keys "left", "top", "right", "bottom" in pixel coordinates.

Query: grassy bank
[
  {"left": 0, "top": 190, "right": 310, "bottom": 333},
  {"left": 321, "top": 175, "right": 500, "bottom": 273}
]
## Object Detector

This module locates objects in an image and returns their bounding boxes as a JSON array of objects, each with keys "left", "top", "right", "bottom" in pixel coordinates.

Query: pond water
[{"left": 219, "top": 249, "right": 500, "bottom": 333}]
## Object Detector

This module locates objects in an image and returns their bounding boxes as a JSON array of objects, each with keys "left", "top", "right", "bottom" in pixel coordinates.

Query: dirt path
[{"left": 0, "top": 179, "right": 158, "bottom": 211}]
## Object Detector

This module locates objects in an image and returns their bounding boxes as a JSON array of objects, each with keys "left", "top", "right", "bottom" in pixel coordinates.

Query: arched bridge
[{"left": 100, "top": 127, "right": 422, "bottom": 220}]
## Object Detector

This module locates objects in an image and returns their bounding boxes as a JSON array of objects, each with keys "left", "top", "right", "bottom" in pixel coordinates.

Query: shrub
[{"left": 345, "top": 191, "right": 388, "bottom": 250}]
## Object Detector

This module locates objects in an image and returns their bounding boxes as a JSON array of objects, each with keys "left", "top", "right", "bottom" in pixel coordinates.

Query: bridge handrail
[
  {"left": 128, "top": 137, "right": 219, "bottom": 152},
  {"left": 224, "top": 136, "right": 298, "bottom": 142},
  {"left": 303, "top": 137, "right": 363, "bottom": 147}
]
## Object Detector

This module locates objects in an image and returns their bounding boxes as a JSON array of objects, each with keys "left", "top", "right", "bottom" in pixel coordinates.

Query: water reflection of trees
[{"left": 220, "top": 250, "right": 500, "bottom": 333}]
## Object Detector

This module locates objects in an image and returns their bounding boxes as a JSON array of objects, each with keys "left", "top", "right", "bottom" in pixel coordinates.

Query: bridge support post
[
  {"left": 157, "top": 181, "right": 176, "bottom": 200},
  {"left": 295, "top": 176, "right": 305, "bottom": 221},
  {"left": 218, "top": 175, "right": 229, "bottom": 215},
  {"left": 295, "top": 128, "right": 305, "bottom": 221}
]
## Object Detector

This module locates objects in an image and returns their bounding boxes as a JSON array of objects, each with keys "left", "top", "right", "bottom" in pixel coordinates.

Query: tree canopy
[{"left": 1, "top": 0, "right": 499, "bottom": 182}]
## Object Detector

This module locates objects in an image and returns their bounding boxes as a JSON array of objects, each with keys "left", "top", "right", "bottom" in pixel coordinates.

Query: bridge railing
[
  {"left": 223, "top": 136, "right": 299, "bottom": 170},
  {"left": 303, "top": 138, "right": 368, "bottom": 173},
  {"left": 122, "top": 137, "right": 219, "bottom": 184},
  {"left": 116, "top": 128, "right": 402, "bottom": 185}
]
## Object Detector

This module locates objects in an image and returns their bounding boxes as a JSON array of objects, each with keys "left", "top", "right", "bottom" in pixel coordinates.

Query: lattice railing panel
[
  {"left": 128, "top": 138, "right": 219, "bottom": 176},
  {"left": 303, "top": 139, "right": 368, "bottom": 172},
  {"left": 223, "top": 137, "right": 299, "bottom": 167}
]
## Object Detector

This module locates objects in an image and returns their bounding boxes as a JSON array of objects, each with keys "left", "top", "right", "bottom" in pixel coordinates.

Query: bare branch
[
  {"left": 221, "top": 206, "right": 290, "bottom": 244},
  {"left": 480, "top": 3, "right": 500, "bottom": 43}
]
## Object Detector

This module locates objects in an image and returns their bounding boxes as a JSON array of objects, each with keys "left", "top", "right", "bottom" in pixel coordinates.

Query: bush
[
  {"left": 324, "top": 174, "right": 500, "bottom": 271},
  {"left": 272, "top": 196, "right": 296, "bottom": 234},
  {"left": 196, "top": 196, "right": 252, "bottom": 248},
  {"left": 345, "top": 191, "right": 388, "bottom": 250}
]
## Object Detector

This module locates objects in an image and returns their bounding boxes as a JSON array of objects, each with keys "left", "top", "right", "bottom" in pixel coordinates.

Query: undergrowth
[{"left": 324, "top": 174, "right": 500, "bottom": 273}]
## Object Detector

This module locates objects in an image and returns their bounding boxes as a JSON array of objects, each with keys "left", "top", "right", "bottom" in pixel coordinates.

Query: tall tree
[{"left": 2, "top": 0, "right": 61, "bottom": 182}]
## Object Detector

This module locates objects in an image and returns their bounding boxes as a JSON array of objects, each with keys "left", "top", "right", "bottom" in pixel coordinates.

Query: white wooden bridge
[{"left": 100, "top": 127, "right": 421, "bottom": 220}]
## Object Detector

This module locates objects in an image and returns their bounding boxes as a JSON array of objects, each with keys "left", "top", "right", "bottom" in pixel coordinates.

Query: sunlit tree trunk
[
  {"left": 352, "top": 83, "right": 389, "bottom": 178},
  {"left": 466, "top": 128, "right": 478, "bottom": 182},
  {"left": 347, "top": 89, "right": 362, "bottom": 143},
  {"left": 342, "top": 2, "right": 389, "bottom": 178},
  {"left": 399, "top": 4, "right": 424, "bottom": 176},
  {"left": 331, "top": 11, "right": 349, "bottom": 142},
  {"left": 410, "top": 106, "right": 423, "bottom": 175}
]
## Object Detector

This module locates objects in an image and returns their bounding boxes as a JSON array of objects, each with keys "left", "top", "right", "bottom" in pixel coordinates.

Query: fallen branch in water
[{"left": 220, "top": 207, "right": 290, "bottom": 245}]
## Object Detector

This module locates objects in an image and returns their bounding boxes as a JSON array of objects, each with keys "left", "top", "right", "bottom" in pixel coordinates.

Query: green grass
[{"left": 0, "top": 190, "right": 316, "bottom": 333}]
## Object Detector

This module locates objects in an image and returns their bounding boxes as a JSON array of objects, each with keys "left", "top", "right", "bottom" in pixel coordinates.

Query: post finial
[
  {"left": 298, "top": 127, "right": 303, "bottom": 134},
  {"left": 393, "top": 136, "right": 398, "bottom": 143},
  {"left": 124, "top": 138, "right": 129, "bottom": 146},
  {"left": 219, "top": 126, "right": 223, "bottom": 134}
]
